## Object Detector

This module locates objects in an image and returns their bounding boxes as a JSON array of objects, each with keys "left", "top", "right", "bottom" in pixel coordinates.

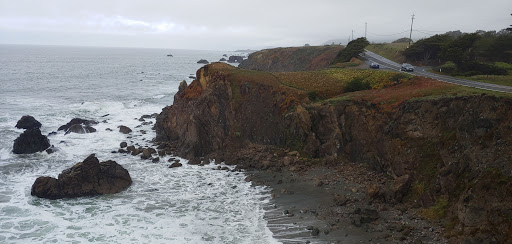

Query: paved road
[{"left": 362, "top": 50, "right": 512, "bottom": 93}]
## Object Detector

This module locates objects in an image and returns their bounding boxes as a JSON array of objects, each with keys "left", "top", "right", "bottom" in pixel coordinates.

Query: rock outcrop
[
  {"left": 31, "top": 154, "right": 132, "bottom": 199},
  {"left": 118, "top": 125, "right": 132, "bottom": 134},
  {"left": 227, "top": 56, "right": 244, "bottom": 63},
  {"left": 15, "top": 115, "right": 42, "bottom": 130},
  {"left": 239, "top": 45, "right": 343, "bottom": 72},
  {"left": 13, "top": 128, "right": 51, "bottom": 154},
  {"left": 58, "top": 118, "right": 98, "bottom": 134},
  {"left": 197, "top": 59, "right": 209, "bottom": 64},
  {"left": 155, "top": 62, "right": 512, "bottom": 243}
]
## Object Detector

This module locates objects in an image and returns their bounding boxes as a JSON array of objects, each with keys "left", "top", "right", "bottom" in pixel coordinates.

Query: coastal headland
[{"left": 155, "top": 46, "right": 512, "bottom": 243}]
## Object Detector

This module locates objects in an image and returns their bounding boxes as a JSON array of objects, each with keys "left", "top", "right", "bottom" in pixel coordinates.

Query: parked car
[
  {"left": 401, "top": 63, "right": 414, "bottom": 72},
  {"left": 370, "top": 62, "right": 380, "bottom": 69}
]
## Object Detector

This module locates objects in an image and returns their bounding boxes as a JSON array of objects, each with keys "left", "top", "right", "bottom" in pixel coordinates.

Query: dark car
[
  {"left": 401, "top": 63, "right": 414, "bottom": 72},
  {"left": 370, "top": 62, "right": 380, "bottom": 69}
]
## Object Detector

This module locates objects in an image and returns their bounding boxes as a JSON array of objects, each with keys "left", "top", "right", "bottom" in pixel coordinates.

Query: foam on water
[{"left": 0, "top": 45, "right": 277, "bottom": 243}]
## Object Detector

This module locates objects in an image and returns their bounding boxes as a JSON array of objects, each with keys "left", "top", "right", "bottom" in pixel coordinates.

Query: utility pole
[
  {"left": 351, "top": 30, "right": 354, "bottom": 41},
  {"left": 365, "top": 22, "right": 367, "bottom": 39},
  {"left": 408, "top": 14, "right": 415, "bottom": 48}
]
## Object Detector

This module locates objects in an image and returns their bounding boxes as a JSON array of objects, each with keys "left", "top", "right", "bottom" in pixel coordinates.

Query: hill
[{"left": 239, "top": 45, "right": 343, "bottom": 72}]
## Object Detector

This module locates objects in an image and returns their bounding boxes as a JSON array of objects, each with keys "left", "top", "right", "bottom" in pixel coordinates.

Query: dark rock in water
[
  {"left": 106, "top": 128, "right": 113, "bottom": 131},
  {"left": 13, "top": 128, "right": 51, "bottom": 154},
  {"left": 169, "top": 162, "right": 182, "bottom": 168},
  {"left": 64, "top": 124, "right": 97, "bottom": 135},
  {"left": 223, "top": 54, "right": 228, "bottom": 57},
  {"left": 46, "top": 146, "right": 57, "bottom": 154},
  {"left": 141, "top": 114, "right": 152, "bottom": 119},
  {"left": 58, "top": 118, "right": 98, "bottom": 132},
  {"left": 219, "top": 58, "right": 227, "bottom": 62},
  {"left": 311, "top": 227, "right": 320, "bottom": 236},
  {"left": 120, "top": 142, "right": 128, "bottom": 148},
  {"left": 197, "top": 59, "right": 209, "bottom": 64},
  {"left": 101, "top": 114, "right": 110, "bottom": 117},
  {"left": 126, "top": 145, "right": 136, "bottom": 152},
  {"left": 151, "top": 157, "right": 160, "bottom": 163},
  {"left": 31, "top": 154, "right": 132, "bottom": 200},
  {"left": 48, "top": 131, "right": 57, "bottom": 136},
  {"left": 167, "top": 54, "right": 173, "bottom": 57},
  {"left": 228, "top": 56, "right": 244, "bottom": 63},
  {"left": 140, "top": 149, "right": 152, "bottom": 160},
  {"left": 188, "top": 76, "right": 196, "bottom": 79},
  {"left": 118, "top": 126, "right": 132, "bottom": 134},
  {"left": 15, "top": 115, "right": 42, "bottom": 130}
]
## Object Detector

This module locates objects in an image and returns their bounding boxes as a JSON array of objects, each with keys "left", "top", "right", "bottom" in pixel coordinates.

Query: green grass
[
  {"left": 457, "top": 73, "right": 512, "bottom": 87},
  {"left": 366, "top": 43, "right": 408, "bottom": 63},
  {"left": 273, "top": 68, "right": 411, "bottom": 99}
]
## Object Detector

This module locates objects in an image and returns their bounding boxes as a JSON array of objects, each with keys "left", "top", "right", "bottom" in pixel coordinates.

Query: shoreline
[{"left": 244, "top": 161, "right": 447, "bottom": 243}]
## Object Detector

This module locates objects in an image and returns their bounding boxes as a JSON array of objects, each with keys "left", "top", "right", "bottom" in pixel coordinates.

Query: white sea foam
[{"left": 0, "top": 45, "right": 278, "bottom": 243}]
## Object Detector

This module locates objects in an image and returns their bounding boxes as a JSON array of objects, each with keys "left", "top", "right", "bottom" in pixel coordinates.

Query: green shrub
[
  {"left": 307, "top": 91, "right": 321, "bottom": 102},
  {"left": 463, "top": 62, "right": 508, "bottom": 76},
  {"left": 494, "top": 62, "right": 512, "bottom": 71},
  {"left": 343, "top": 77, "right": 371, "bottom": 93},
  {"left": 332, "top": 37, "right": 370, "bottom": 64},
  {"left": 440, "top": 61, "right": 457, "bottom": 73}
]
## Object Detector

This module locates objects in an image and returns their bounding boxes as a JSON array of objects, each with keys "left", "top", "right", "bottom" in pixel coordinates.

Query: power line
[{"left": 367, "top": 30, "right": 409, "bottom": 36}]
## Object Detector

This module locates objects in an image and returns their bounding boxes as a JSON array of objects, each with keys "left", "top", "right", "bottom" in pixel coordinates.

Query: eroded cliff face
[
  {"left": 155, "top": 63, "right": 512, "bottom": 243},
  {"left": 239, "top": 46, "right": 343, "bottom": 72},
  {"left": 155, "top": 63, "right": 306, "bottom": 158}
]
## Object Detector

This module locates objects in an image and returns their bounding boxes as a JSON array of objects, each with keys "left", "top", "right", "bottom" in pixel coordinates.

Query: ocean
[{"left": 0, "top": 44, "right": 278, "bottom": 243}]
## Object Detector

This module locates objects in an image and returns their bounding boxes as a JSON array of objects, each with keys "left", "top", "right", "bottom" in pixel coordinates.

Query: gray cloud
[{"left": 0, "top": 0, "right": 511, "bottom": 50}]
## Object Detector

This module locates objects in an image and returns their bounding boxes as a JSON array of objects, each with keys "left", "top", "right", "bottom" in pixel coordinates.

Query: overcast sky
[{"left": 1, "top": 0, "right": 511, "bottom": 50}]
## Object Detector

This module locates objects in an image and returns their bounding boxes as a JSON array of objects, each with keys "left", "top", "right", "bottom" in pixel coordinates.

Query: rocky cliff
[
  {"left": 156, "top": 63, "right": 512, "bottom": 243},
  {"left": 238, "top": 45, "right": 343, "bottom": 72}
]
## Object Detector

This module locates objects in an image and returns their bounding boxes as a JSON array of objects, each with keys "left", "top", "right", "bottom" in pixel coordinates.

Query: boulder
[
  {"left": 31, "top": 154, "right": 132, "bottom": 199},
  {"left": 118, "top": 125, "right": 132, "bottom": 134},
  {"left": 15, "top": 115, "right": 42, "bottom": 130},
  {"left": 58, "top": 118, "right": 98, "bottom": 132},
  {"left": 13, "top": 128, "right": 51, "bottom": 154},
  {"left": 64, "top": 124, "right": 97, "bottom": 134},
  {"left": 228, "top": 56, "right": 244, "bottom": 63},
  {"left": 140, "top": 149, "right": 152, "bottom": 160},
  {"left": 169, "top": 162, "right": 182, "bottom": 168},
  {"left": 197, "top": 59, "right": 209, "bottom": 64},
  {"left": 120, "top": 142, "right": 128, "bottom": 148}
]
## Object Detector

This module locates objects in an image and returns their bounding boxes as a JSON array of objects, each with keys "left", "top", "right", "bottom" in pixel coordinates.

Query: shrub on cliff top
[
  {"left": 332, "top": 37, "right": 370, "bottom": 64},
  {"left": 343, "top": 77, "right": 371, "bottom": 93}
]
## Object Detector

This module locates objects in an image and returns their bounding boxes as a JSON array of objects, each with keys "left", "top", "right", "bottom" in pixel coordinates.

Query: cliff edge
[
  {"left": 156, "top": 62, "right": 512, "bottom": 243},
  {"left": 239, "top": 45, "right": 343, "bottom": 72}
]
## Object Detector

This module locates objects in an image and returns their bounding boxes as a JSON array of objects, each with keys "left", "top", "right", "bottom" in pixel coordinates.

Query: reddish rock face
[
  {"left": 155, "top": 62, "right": 512, "bottom": 242},
  {"left": 31, "top": 154, "right": 132, "bottom": 199}
]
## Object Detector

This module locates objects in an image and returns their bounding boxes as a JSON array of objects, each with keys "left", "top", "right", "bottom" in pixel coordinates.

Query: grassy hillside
[
  {"left": 366, "top": 43, "right": 408, "bottom": 63},
  {"left": 239, "top": 45, "right": 343, "bottom": 72}
]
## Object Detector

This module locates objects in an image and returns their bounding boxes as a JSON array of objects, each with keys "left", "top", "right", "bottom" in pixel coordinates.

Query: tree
[
  {"left": 403, "top": 34, "right": 452, "bottom": 63},
  {"left": 439, "top": 33, "right": 480, "bottom": 67},
  {"left": 331, "top": 37, "right": 369, "bottom": 64}
]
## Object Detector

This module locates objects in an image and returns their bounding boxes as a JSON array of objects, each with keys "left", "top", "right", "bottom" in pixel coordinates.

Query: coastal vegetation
[
  {"left": 368, "top": 30, "right": 512, "bottom": 86},
  {"left": 331, "top": 37, "right": 369, "bottom": 64}
]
